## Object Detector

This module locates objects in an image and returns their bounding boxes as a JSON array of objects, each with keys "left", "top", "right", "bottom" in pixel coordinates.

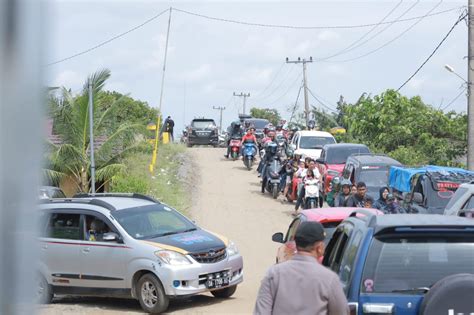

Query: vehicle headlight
[
  {"left": 226, "top": 241, "right": 239, "bottom": 257},
  {"left": 155, "top": 250, "right": 192, "bottom": 265}
]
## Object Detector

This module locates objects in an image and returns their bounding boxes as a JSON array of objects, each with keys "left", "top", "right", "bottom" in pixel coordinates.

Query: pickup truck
[
  {"left": 444, "top": 182, "right": 474, "bottom": 217},
  {"left": 389, "top": 165, "right": 474, "bottom": 214}
]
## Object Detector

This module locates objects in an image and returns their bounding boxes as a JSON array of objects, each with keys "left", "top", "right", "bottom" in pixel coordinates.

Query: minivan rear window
[
  {"left": 326, "top": 146, "right": 370, "bottom": 164},
  {"left": 192, "top": 120, "right": 216, "bottom": 129},
  {"left": 361, "top": 236, "right": 474, "bottom": 293},
  {"left": 299, "top": 136, "right": 335, "bottom": 149}
]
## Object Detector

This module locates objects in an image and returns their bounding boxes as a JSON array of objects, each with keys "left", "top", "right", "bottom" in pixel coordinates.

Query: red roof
[{"left": 301, "top": 207, "right": 383, "bottom": 224}]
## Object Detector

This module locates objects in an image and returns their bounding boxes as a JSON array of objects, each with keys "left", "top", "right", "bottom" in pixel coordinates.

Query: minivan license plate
[{"left": 206, "top": 272, "right": 231, "bottom": 289}]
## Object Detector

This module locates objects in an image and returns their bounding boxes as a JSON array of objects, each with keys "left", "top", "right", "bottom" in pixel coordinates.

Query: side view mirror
[
  {"left": 103, "top": 232, "right": 121, "bottom": 243},
  {"left": 316, "top": 157, "right": 325, "bottom": 164},
  {"left": 289, "top": 144, "right": 296, "bottom": 151},
  {"left": 272, "top": 232, "right": 284, "bottom": 243},
  {"left": 413, "top": 192, "right": 423, "bottom": 204}
]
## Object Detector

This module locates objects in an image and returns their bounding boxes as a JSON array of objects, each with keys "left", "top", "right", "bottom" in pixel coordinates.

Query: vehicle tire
[
  {"left": 35, "top": 274, "right": 53, "bottom": 304},
  {"left": 211, "top": 285, "right": 237, "bottom": 298},
  {"left": 310, "top": 200, "right": 316, "bottom": 209},
  {"left": 420, "top": 273, "right": 474, "bottom": 315},
  {"left": 261, "top": 178, "right": 266, "bottom": 194},
  {"left": 187, "top": 142, "right": 193, "bottom": 148},
  {"left": 272, "top": 184, "right": 279, "bottom": 199},
  {"left": 245, "top": 158, "right": 251, "bottom": 170},
  {"left": 136, "top": 273, "right": 169, "bottom": 314}
]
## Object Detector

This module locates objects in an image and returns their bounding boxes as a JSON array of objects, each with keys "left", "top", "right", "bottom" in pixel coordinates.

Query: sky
[{"left": 46, "top": 0, "right": 467, "bottom": 131}]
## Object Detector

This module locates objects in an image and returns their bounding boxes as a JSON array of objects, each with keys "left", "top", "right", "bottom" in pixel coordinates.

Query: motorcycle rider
[
  {"left": 307, "top": 119, "right": 316, "bottom": 131},
  {"left": 257, "top": 128, "right": 277, "bottom": 177},
  {"left": 302, "top": 169, "right": 319, "bottom": 209},
  {"left": 225, "top": 120, "right": 244, "bottom": 159},
  {"left": 295, "top": 160, "right": 320, "bottom": 212},
  {"left": 335, "top": 179, "right": 352, "bottom": 207},
  {"left": 241, "top": 127, "right": 258, "bottom": 156},
  {"left": 261, "top": 141, "right": 279, "bottom": 193},
  {"left": 326, "top": 177, "right": 341, "bottom": 207}
]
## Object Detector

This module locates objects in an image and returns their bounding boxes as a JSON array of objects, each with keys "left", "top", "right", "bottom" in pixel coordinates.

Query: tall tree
[
  {"left": 45, "top": 69, "right": 146, "bottom": 192},
  {"left": 250, "top": 107, "right": 282, "bottom": 125}
]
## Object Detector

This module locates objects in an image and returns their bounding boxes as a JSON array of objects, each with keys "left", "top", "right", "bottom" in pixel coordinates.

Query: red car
[
  {"left": 316, "top": 143, "right": 370, "bottom": 196},
  {"left": 271, "top": 207, "right": 383, "bottom": 263}
]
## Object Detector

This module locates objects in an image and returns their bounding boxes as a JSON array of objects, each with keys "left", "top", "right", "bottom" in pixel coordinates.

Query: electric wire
[
  {"left": 252, "top": 63, "right": 286, "bottom": 99},
  {"left": 441, "top": 88, "right": 466, "bottom": 111},
  {"left": 289, "top": 82, "right": 304, "bottom": 123},
  {"left": 266, "top": 73, "right": 303, "bottom": 106},
  {"left": 253, "top": 65, "right": 298, "bottom": 102},
  {"left": 172, "top": 6, "right": 462, "bottom": 30},
  {"left": 307, "top": 87, "right": 337, "bottom": 113},
  {"left": 316, "top": 0, "right": 407, "bottom": 61},
  {"left": 323, "top": 1, "right": 446, "bottom": 63},
  {"left": 397, "top": 12, "right": 467, "bottom": 91},
  {"left": 46, "top": 8, "right": 170, "bottom": 66}
]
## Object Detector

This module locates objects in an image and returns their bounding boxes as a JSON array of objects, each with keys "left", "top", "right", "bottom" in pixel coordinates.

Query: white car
[{"left": 291, "top": 130, "right": 336, "bottom": 159}]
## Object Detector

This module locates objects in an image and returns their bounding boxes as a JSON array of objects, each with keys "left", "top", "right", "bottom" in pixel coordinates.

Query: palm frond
[
  {"left": 95, "top": 163, "right": 126, "bottom": 182},
  {"left": 83, "top": 68, "right": 111, "bottom": 95},
  {"left": 42, "top": 168, "right": 66, "bottom": 185},
  {"left": 95, "top": 123, "right": 145, "bottom": 161},
  {"left": 96, "top": 93, "right": 131, "bottom": 131}
]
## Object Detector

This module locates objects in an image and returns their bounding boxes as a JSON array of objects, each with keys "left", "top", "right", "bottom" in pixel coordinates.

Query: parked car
[
  {"left": 444, "top": 182, "right": 474, "bottom": 217},
  {"left": 389, "top": 165, "right": 474, "bottom": 214},
  {"left": 290, "top": 130, "right": 336, "bottom": 159},
  {"left": 323, "top": 210, "right": 474, "bottom": 315},
  {"left": 37, "top": 193, "right": 243, "bottom": 314},
  {"left": 39, "top": 186, "right": 66, "bottom": 199},
  {"left": 243, "top": 118, "right": 270, "bottom": 144},
  {"left": 342, "top": 154, "right": 402, "bottom": 200},
  {"left": 316, "top": 143, "right": 371, "bottom": 197},
  {"left": 271, "top": 207, "right": 382, "bottom": 264},
  {"left": 186, "top": 118, "right": 219, "bottom": 147}
]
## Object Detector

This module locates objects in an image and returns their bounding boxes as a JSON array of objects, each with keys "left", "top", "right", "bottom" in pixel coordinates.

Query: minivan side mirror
[
  {"left": 103, "top": 232, "right": 121, "bottom": 243},
  {"left": 272, "top": 232, "right": 284, "bottom": 243}
]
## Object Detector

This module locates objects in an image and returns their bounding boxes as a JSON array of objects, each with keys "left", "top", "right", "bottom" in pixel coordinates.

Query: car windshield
[
  {"left": 192, "top": 120, "right": 215, "bottom": 129},
  {"left": 359, "top": 168, "right": 389, "bottom": 187},
  {"left": 424, "top": 185, "right": 454, "bottom": 209},
  {"left": 299, "top": 136, "right": 335, "bottom": 149},
  {"left": 246, "top": 119, "right": 268, "bottom": 129},
  {"left": 112, "top": 205, "right": 196, "bottom": 240},
  {"left": 361, "top": 236, "right": 474, "bottom": 293},
  {"left": 326, "top": 147, "right": 370, "bottom": 164}
]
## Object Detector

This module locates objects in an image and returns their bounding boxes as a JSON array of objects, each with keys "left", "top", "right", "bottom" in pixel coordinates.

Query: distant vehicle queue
[{"left": 216, "top": 115, "right": 474, "bottom": 217}]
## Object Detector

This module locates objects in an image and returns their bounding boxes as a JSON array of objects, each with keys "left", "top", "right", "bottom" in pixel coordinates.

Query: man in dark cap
[{"left": 254, "top": 221, "right": 349, "bottom": 315}]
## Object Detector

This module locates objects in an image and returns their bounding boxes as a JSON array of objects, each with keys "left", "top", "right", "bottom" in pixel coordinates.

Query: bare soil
[{"left": 39, "top": 147, "right": 294, "bottom": 314}]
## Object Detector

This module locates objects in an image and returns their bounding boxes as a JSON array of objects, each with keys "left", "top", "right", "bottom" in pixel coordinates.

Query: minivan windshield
[
  {"left": 245, "top": 119, "right": 269, "bottom": 129},
  {"left": 326, "top": 146, "right": 370, "bottom": 164},
  {"left": 359, "top": 168, "right": 389, "bottom": 187},
  {"left": 113, "top": 205, "right": 196, "bottom": 240},
  {"left": 361, "top": 236, "right": 474, "bottom": 293},
  {"left": 299, "top": 136, "right": 335, "bottom": 149},
  {"left": 192, "top": 120, "right": 216, "bottom": 129}
]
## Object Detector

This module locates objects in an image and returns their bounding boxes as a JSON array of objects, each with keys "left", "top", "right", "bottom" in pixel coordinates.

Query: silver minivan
[{"left": 37, "top": 193, "right": 244, "bottom": 314}]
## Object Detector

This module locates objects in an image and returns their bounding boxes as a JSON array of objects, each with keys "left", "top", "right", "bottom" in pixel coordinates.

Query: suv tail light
[
  {"left": 348, "top": 302, "right": 358, "bottom": 315},
  {"left": 362, "top": 303, "right": 394, "bottom": 314}
]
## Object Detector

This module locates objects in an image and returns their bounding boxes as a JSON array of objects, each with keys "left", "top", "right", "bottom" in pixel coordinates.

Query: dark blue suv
[{"left": 323, "top": 210, "right": 474, "bottom": 315}]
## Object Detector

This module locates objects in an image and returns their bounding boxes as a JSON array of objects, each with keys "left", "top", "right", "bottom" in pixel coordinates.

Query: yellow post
[
  {"left": 149, "top": 116, "right": 161, "bottom": 174},
  {"left": 162, "top": 132, "right": 170, "bottom": 144}
]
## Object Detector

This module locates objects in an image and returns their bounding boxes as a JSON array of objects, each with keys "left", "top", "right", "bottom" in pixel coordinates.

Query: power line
[
  {"left": 172, "top": 6, "right": 462, "bottom": 30},
  {"left": 316, "top": 0, "right": 407, "bottom": 61},
  {"left": 266, "top": 74, "right": 303, "bottom": 106},
  {"left": 397, "top": 12, "right": 467, "bottom": 91},
  {"left": 253, "top": 65, "right": 297, "bottom": 102},
  {"left": 307, "top": 87, "right": 337, "bottom": 113},
  {"left": 441, "top": 88, "right": 467, "bottom": 111},
  {"left": 323, "top": 1, "right": 445, "bottom": 63},
  {"left": 252, "top": 62, "right": 286, "bottom": 99},
  {"left": 289, "top": 82, "right": 304, "bottom": 123},
  {"left": 46, "top": 8, "right": 170, "bottom": 66}
]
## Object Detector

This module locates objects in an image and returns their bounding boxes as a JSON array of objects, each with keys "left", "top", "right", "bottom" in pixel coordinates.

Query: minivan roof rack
[
  {"left": 350, "top": 153, "right": 388, "bottom": 157},
  {"left": 349, "top": 209, "right": 378, "bottom": 226},
  {"left": 73, "top": 193, "right": 160, "bottom": 204},
  {"left": 39, "top": 198, "right": 117, "bottom": 211}
]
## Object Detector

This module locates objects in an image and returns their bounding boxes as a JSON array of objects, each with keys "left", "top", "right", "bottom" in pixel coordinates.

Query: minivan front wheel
[
  {"left": 36, "top": 274, "right": 52, "bottom": 304},
  {"left": 137, "top": 274, "right": 169, "bottom": 314}
]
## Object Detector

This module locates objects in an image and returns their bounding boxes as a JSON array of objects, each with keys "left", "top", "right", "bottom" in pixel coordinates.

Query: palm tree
[{"left": 45, "top": 69, "right": 145, "bottom": 193}]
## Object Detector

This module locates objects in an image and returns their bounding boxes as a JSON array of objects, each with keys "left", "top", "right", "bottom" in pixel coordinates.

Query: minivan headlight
[
  {"left": 226, "top": 241, "right": 239, "bottom": 257},
  {"left": 155, "top": 250, "right": 192, "bottom": 265}
]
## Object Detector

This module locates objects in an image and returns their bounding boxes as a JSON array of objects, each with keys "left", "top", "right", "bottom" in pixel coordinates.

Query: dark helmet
[
  {"left": 341, "top": 179, "right": 352, "bottom": 187},
  {"left": 291, "top": 127, "right": 299, "bottom": 132},
  {"left": 276, "top": 124, "right": 283, "bottom": 131},
  {"left": 267, "top": 142, "right": 278, "bottom": 155},
  {"left": 307, "top": 119, "right": 316, "bottom": 129}
]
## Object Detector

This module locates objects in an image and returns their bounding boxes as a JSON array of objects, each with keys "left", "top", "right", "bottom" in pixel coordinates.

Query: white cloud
[
  {"left": 317, "top": 30, "right": 340, "bottom": 42},
  {"left": 407, "top": 77, "right": 425, "bottom": 91},
  {"left": 183, "top": 64, "right": 212, "bottom": 81},
  {"left": 51, "top": 70, "right": 83, "bottom": 89}
]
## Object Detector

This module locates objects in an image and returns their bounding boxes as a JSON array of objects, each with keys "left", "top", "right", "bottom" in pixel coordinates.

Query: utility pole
[
  {"left": 88, "top": 80, "right": 96, "bottom": 193},
  {"left": 468, "top": 0, "right": 474, "bottom": 170},
  {"left": 213, "top": 106, "right": 226, "bottom": 132},
  {"left": 286, "top": 57, "right": 313, "bottom": 126},
  {"left": 233, "top": 92, "right": 250, "bottom": 115}
]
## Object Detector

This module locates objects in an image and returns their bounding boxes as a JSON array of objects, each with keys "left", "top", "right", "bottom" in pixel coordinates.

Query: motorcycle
[
  {"left": 218, "top": 132, "right": 228, "bottom": 148},
  {"left": 229, "top": 137, "right": 242, "bottom": 161},
  {"left": 304, "top": 178, "right": 320, "bottom": 209},
  {"left": 262, "top": 153, "right": 282, "bottom": 199},
  {"left": 242, "top": 142, "right": 257, "bottom": 170}
]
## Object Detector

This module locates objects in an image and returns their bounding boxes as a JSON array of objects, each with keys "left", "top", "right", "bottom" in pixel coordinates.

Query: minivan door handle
[
  {"left": 362, "top": 303, "right": 395, "bottom": 314},
  {"left": 82, "top": 247, "right": 91, "bottom": 253}
]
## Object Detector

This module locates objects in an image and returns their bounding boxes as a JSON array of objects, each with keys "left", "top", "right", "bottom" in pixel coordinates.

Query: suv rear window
[
  {"left": 326, "top": 146, "right": 370, "bottom": 164},
  {"left": 192, "top": 120, "right": 216, "bottom": 129},
  {"left": 299, "top": 136, "right": 335, "bottom": 149},
  {"left": 361, "top": 236, "right": 474, "bottom": 293}
]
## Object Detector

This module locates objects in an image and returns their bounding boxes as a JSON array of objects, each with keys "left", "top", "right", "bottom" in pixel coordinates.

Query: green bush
[{"left": 111, "top": 174, "right": 149, "bottom": 195}]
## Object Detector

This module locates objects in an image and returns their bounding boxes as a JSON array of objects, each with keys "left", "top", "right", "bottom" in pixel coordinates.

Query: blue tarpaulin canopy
[{"left": 389, "top": 165, "right": 474, "bottom": 193}]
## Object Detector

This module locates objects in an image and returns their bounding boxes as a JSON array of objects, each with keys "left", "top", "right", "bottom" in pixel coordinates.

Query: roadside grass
[{"left": 110, "top": 143, "right": 191, "bottom": 216}]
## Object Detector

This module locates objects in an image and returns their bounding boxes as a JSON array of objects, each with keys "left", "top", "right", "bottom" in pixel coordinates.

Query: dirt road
[{"left": 39, "top": 147, "right": 294, "bottom": 314}]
